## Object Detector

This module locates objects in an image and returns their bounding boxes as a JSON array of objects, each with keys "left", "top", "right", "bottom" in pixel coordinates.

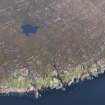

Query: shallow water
[{"left": 0, "top": 74, "right": 105, "bottom": 105}]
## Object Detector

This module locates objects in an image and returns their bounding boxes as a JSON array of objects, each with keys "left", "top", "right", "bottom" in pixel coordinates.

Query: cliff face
[{"left": 0, "top": 0, "right": 105, "bottom": 92}]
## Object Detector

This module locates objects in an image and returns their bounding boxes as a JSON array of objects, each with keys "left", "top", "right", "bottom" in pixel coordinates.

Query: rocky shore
[{"left": 0, "top": 58, "right": 105, "bottom": 98}]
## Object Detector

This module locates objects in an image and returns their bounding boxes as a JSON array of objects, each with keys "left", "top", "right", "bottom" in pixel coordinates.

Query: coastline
[{"left": 0, "top": 58, "right": 105, "bottom": 98}]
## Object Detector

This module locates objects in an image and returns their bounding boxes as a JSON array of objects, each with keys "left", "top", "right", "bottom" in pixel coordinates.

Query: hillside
[{"left": 0, "top": 0, "right": 105, "bottom": 96}]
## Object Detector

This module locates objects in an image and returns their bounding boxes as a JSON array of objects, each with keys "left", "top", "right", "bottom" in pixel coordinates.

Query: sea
[{"left": 0, "top": 73, "right": 105, "bottom": 105}]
